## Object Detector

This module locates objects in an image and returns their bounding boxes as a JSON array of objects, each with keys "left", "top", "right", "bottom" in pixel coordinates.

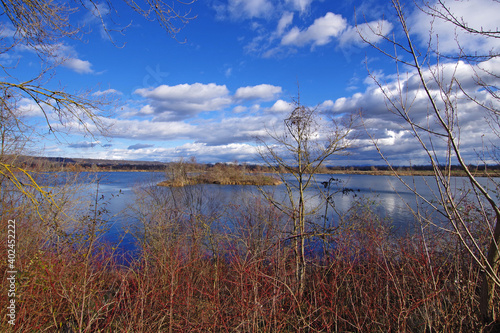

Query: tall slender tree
[{"left": 258, "top": 93, "right": 357, "bottom": 297}]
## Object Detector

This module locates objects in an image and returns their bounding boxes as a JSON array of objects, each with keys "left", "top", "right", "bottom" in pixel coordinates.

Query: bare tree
[
  {"left": 258, "top": 93, "right": 357, "bottom": 297},
  {"left": 359, "top": 0, "right": 500, "bottom": 325}
]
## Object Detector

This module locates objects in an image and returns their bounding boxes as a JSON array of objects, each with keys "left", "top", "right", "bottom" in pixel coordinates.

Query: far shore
[
  {"left": 17, "top": 168, "right": 500, "bottom": 178},
  {"left": 10, "top": 155, "right": 500, "bottom": 178}
]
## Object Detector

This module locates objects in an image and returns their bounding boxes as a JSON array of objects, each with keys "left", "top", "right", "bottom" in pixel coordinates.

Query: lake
[{"left": 46, "top": 171, "right": 499, "bottom": 255}]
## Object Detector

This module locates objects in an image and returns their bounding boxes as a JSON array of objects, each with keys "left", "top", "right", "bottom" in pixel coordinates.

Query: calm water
[{"left": 43, "top": 171, "right": 499, "bottom": 254}]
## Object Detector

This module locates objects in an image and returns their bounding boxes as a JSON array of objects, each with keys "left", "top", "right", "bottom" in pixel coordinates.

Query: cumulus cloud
[
  {"left": 281, "top": 12, "right": 347, "bottom": 47},
  {"left": 409, "top": 0, "right": 500, "bottom": 55},
  {"left": 216, "top": 0, "right": 315, "bottom": 21},
  {"left": 281, "top": 14, "right": 393, "bottom": 50},
  {"left": 139, "top": 105, "right": 155, "bottom": 115},
  {"left": 234, "top": 84, "right": 282, "bottom": 101},
  {"left": 132, "top": 83, "right": 282, "bottom": 120},
  {"left": 134, "top": 83, "right": 232, "bottom": 120},
  {"left": 63, "top": 58, "right": 93, "bottom": 74},
  {"left": 173, "top": 142, "right": 259, "bottom": 163},
  {"left": 136, "top": 83, "right": 229, "bottom": 102},
  {"left": 324, "top": 58, "right": 500, "bottom": 165},
  {"left": 268, "top": 99, "right": 293, "bottom": 113},
  {"left": 239, "top": 7, "right": 393, "bottom": 56},
  {"left": 233, "top": 105, "right": 248, "bottom": 113},
  {"left": 87, "top": 141, "right": 261, "bottom": 164},
  {"left": 16, "top": 41, "right": 95, "bottom": 74}
]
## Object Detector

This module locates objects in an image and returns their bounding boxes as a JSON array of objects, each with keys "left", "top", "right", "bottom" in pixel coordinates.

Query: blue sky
[{"left": 5, "top": 0, "right": 500, "bottom": 166}]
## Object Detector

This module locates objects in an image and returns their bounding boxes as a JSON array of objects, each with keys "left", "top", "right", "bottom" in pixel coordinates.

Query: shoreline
[
  {"left": 37, "top": 169, "right": 500, "bottom": 178},
  {"left": 20, "top": 169, "right": 500, "bottom": 178}
]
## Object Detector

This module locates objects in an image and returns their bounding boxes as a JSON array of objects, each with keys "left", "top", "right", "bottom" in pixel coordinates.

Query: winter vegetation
[{"left": 158, "top": 160, "right": 282, "bottom": 186}]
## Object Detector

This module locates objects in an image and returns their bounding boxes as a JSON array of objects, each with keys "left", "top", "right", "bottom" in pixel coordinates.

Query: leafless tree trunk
[{"left": 258, "top": 92, "right": 357, "bottom": 298}]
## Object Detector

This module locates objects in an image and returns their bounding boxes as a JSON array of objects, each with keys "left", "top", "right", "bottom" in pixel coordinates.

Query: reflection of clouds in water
[
  {"left": 380, "top": 194, "right": 396, "bottom": 215},
  {"left": 79, "top": 171, "right": 498, "bottom": 239}
]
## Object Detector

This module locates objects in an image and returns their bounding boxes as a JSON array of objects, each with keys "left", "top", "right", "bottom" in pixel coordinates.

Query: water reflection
[{"left": 46, "top": 171, "right": 498, "bottom": 253}]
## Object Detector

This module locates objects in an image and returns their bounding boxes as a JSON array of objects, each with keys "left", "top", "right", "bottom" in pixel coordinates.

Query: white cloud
[
  {"left": 277, "top": 12, "right": 294, "bottom": 36},
  {"left": 319, "top": 100, "right": 334, "bottom": 111},
  {"left": 136, "top": 83, "right": 229, "bottom": 101},
  {"left": 63, "top": 58, "right": 94, "bottom": 74},
  {"left": 134, "top": 83, "right": 232, "bottom": 120},
  {"left": 108, "top": 118, "right": 196, "bottom": 140},
  {"left": 0, "top": 23, "right": 15, "bottom": 38},
  {"left": 268, "top": 99, "right": 293, "bottom": 113},
  {"left": 234, "top": 84, "right": 282, "bottom": 101},
  {"left": 16, "top": 41, "right": 96, "bottom": 74},
  {"left": 281, "top": 12, "right": 347, "bottom": 47},
  {"left": 133, "top": 83, "right": 282, "bottom": 120},
  {"left": 61, "top": 117, "right": 197, "bottom": 142},
  {"left": 325, "top": 58, "right": 500, "bottom": 165},
  {"left": 47, "top": 43, "right": 96, "bottom": 74},
  {"left": 239, "top": 5, "right": 393, "bottom": 57},
  {"left": 233, "top": 105, "right": 248, "bottom": 113},
  {"left": 339, "top": 20, "right": 393, "bottom": 48},
  {"left": 285, "top": 0, "right": 313, "bottom": 13},
  {"left": 226, "top": 0, "right": 273, "bottom": 19},
  {"left": 139, "top": 105, "right": 155, "bottom": 115},
  {"left": 195, "top": 115, "right": 275, "bottom": 145},
  {"left": 18, "top": 98, "right": 44, "bottom": 117},
  {"left": 93, "top": 89, "right": 121, "bottom": 96},
  {"left": 409, "top": 0, "right": 500, "bottom": 55}
]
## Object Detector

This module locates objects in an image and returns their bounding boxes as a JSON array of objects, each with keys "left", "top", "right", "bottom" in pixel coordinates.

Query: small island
[{"left": 157, "top": 161, "right": 282, "bottom": 187}]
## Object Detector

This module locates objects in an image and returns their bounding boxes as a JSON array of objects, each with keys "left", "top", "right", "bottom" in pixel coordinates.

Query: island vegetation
[{"left": 157, "top": 158, "right": 282, "bottom": 186}]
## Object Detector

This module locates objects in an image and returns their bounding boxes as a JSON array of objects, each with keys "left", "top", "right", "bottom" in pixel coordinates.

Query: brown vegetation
[{"left": 158, "top": 161, "right": 282, "bottom": 187}]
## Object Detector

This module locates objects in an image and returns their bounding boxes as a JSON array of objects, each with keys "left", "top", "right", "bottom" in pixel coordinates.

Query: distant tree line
[{"left": 8, "top": 155, "right": 500, "bottom": 175}]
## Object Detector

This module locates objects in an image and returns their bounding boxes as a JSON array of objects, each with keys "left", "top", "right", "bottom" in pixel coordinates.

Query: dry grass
[{"left": 159, "top": 162, "right": 282, "bottom": 187}]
